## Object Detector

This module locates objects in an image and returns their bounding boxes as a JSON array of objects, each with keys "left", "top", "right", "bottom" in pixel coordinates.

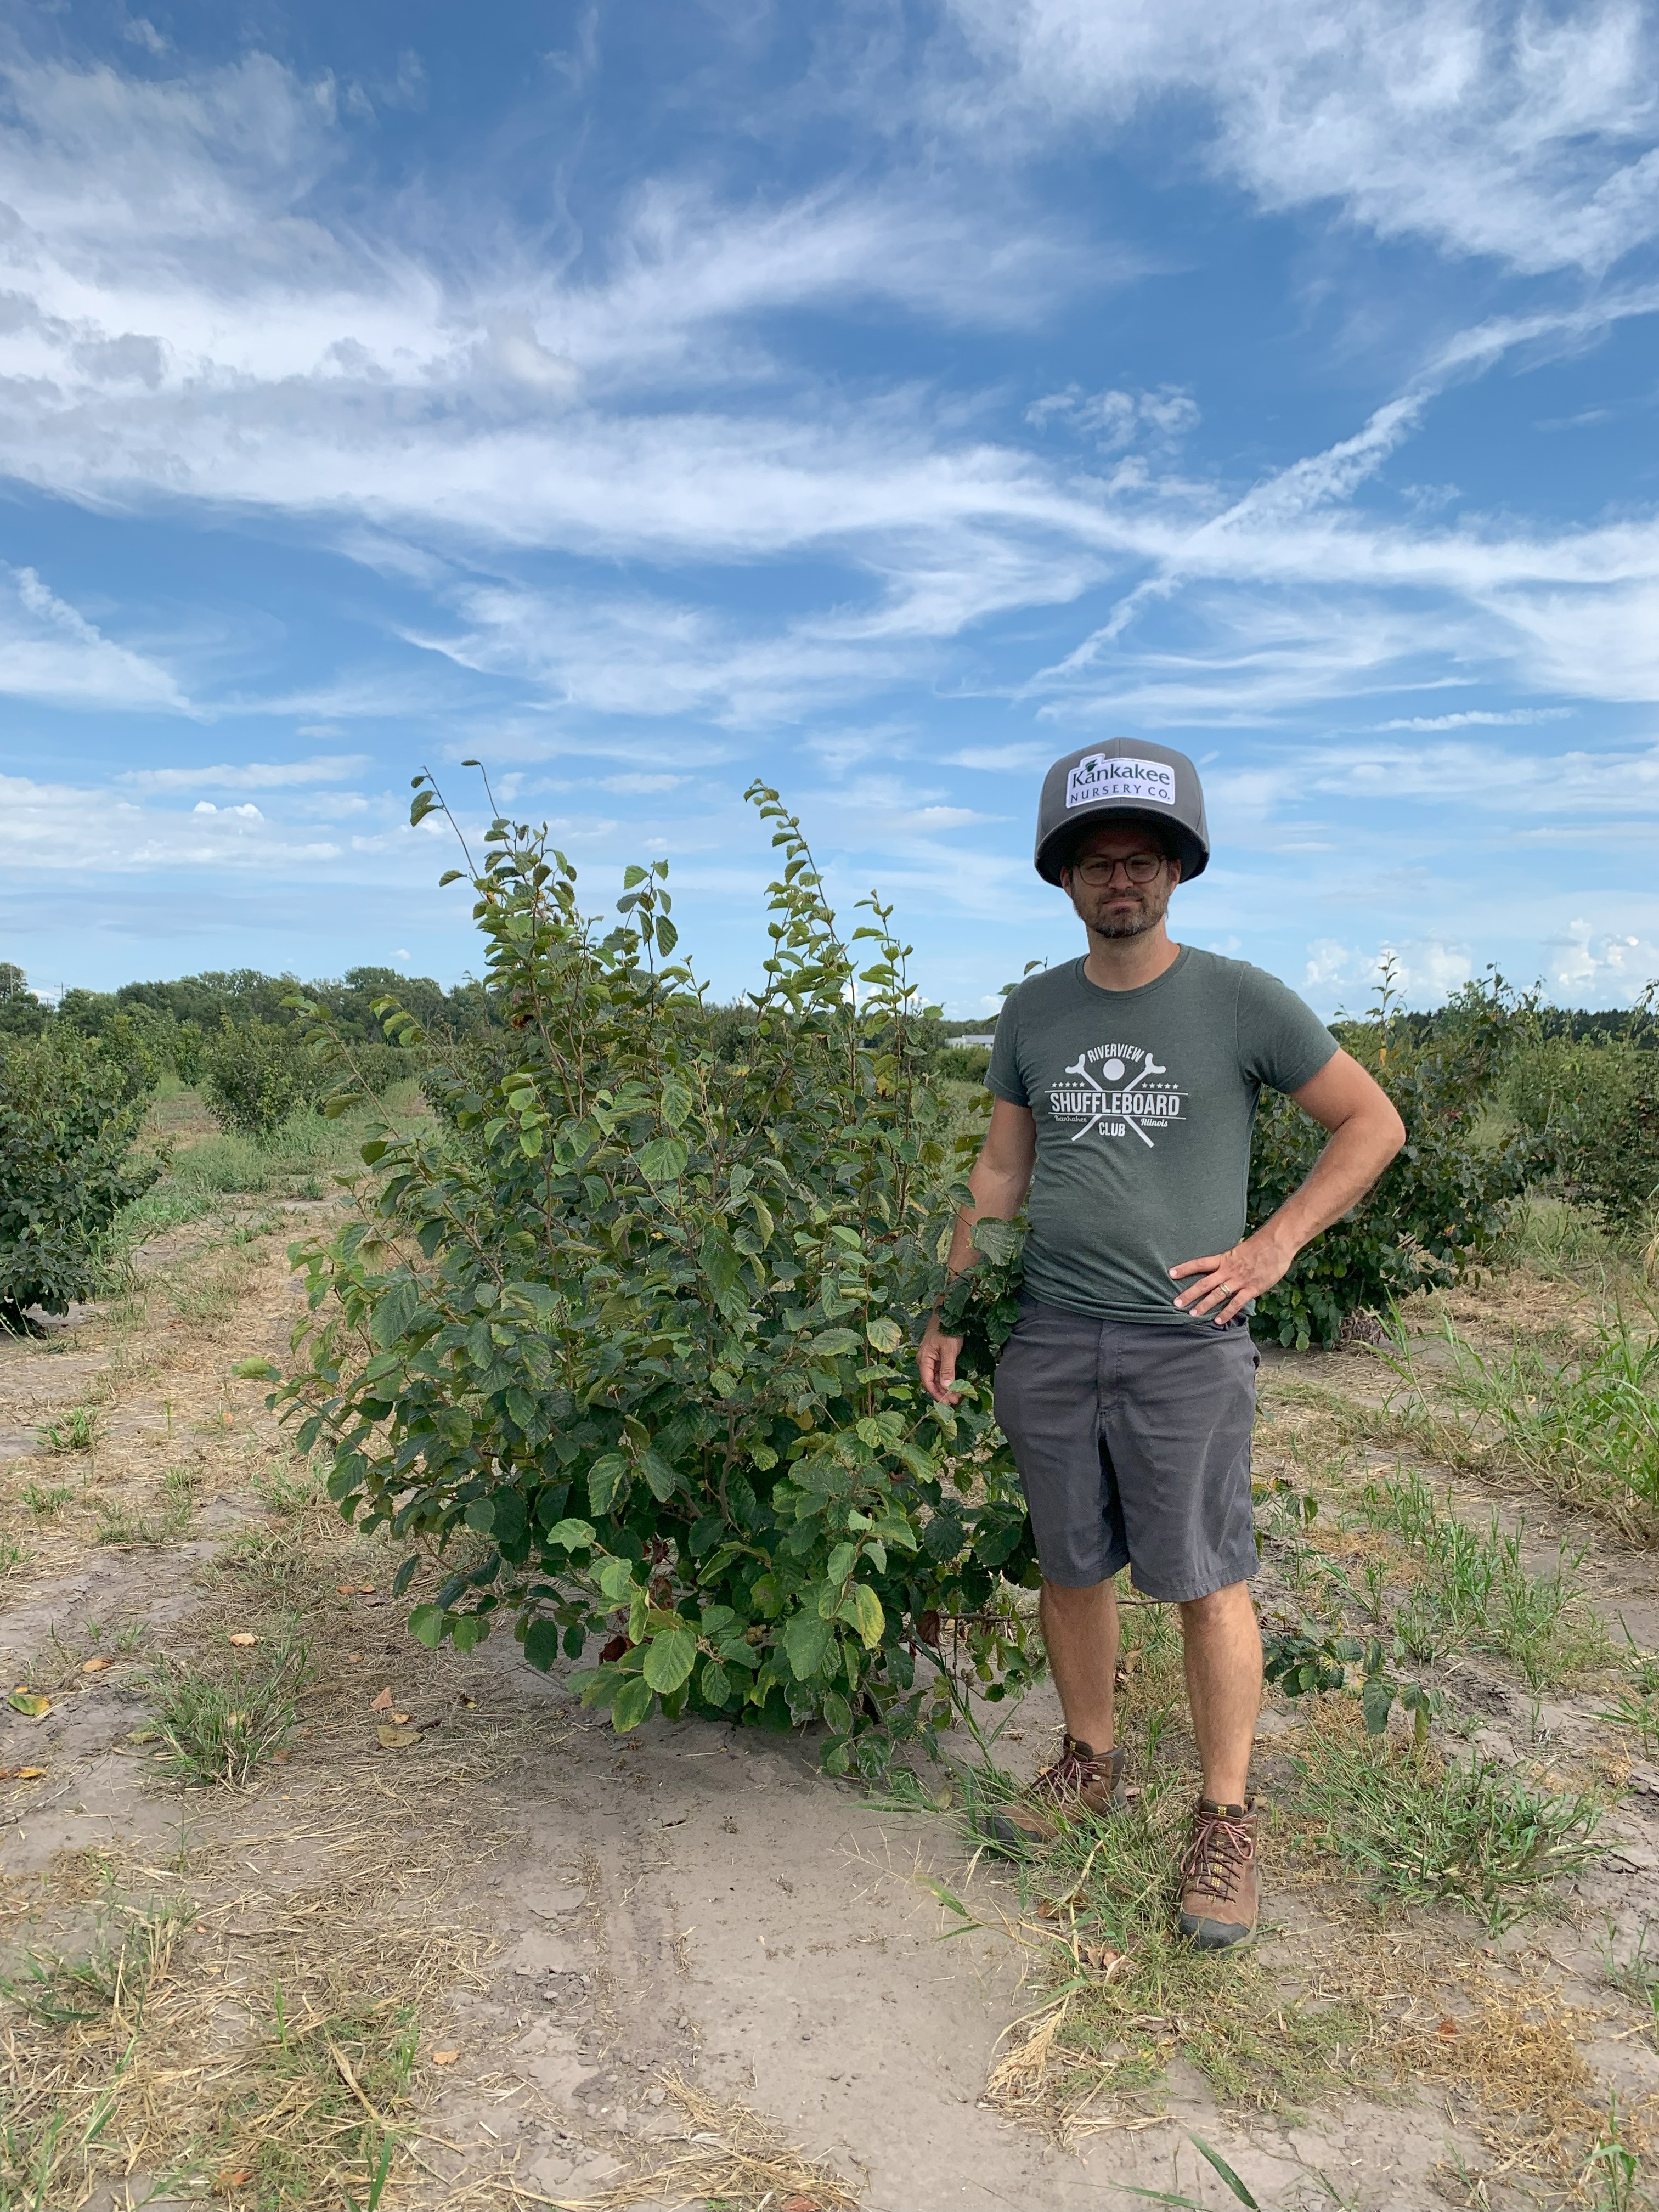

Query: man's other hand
[{"left": 918, "top": 1315, "right": 966, "bottom": 1404}]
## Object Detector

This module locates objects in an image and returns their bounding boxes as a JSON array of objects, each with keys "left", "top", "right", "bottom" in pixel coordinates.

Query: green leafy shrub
[
  {"left": 274, "top": 778, "right": 1039, "bottom": 1775},
  {"left": 201, "top": 1018, "right": 323, "bottom": 1137},
  {"left": 932, "top": 1043, "right": 991, "bottom": 1082},
  {"left": 172, "top": 1018, "right": 207, "bottom": 1086},
  {"left": 0, "top": 1030, "right": 160, "bottom": 1324},
  {"left": 1247, "top": 968, "right": 1538, "bottom": 1348},
  {"left": 1505, "top": 1034, "right": 1659, "bottom": 1231}
]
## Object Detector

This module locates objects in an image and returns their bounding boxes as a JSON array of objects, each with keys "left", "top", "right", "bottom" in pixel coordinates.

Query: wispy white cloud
[
  {"left": 121, "top": 754, "right": 371, "bottom": 791},
  {"left": 0, "top": 563, "right": 191, "bottom": 713},
  {"left": 1375, "top": 708, "right": 1575, "bottom": 730},
  {"left": 5, "top": 36, "right": 1659, "bottom": 742},
  {"left": 944, "top": 0, "right": 1659, "bottom": 276}
]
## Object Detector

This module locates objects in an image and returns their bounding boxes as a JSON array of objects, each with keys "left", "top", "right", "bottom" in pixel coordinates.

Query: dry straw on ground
[{"left": 560, "top": 2073, "right": 859, "bottom": 2212}]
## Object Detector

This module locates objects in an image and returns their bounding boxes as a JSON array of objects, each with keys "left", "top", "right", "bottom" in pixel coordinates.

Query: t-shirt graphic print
[
  {"left": 1050, "top": 1041, "right": 1185, "bottom": 1148},
  {"left": 986, "top": 949, "right": 1336, "bottom": 1327}
]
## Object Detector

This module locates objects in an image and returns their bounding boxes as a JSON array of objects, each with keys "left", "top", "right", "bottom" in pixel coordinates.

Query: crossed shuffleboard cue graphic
[{"left": 1063, "top": 1052, "right": 1167, "bottom": 1148}]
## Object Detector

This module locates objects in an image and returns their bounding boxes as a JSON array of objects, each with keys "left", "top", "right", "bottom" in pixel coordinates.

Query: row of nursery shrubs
[{"left": 251, "top": 777, "right": 1653, "bottom": 1767}]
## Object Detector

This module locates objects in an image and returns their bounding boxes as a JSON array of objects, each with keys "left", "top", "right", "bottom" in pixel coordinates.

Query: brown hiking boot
[
  {"left": 1178, "top": 1798, "right": 1260, "bottom": 1950},
  {"left": 985, "top": 1735, "right": 1128, "bottom": 1847}
]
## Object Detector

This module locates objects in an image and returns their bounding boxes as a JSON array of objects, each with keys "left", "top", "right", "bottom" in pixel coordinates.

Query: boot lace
[
  {"left": 1180, "top": 1805, "right": 1256, "bottom": 1906},
  {"left": 1032, "top": 1736, "right": 1116, "bottom": 1802}
]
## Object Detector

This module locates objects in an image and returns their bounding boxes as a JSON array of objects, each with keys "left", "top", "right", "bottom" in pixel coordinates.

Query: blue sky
[{"left": 3, "top": 1, "right": 1659, "bottom": 1016}]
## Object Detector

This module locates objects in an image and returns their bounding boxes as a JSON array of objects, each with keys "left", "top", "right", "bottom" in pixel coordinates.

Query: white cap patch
[{"left": 1065, "top": 753, "right": 1176, "bottom": 811}]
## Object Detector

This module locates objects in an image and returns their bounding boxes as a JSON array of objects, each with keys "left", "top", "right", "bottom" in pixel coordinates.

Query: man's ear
[{"left": 1167, "top": 856, "right": 1183, "bottom": 888}]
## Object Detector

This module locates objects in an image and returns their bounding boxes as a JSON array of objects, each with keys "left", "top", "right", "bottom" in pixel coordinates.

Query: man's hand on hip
[
  {"left": 1169, "top": 1227, "right": 1297, "bottom": 1328},
  {"left": 917, "top": 1315, "right": 966, "bottom": 1404}
]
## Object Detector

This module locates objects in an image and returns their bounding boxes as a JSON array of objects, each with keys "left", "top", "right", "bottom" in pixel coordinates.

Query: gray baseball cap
[{"left": 1034, "top": 739, "right": 1210, "bottom": 885}]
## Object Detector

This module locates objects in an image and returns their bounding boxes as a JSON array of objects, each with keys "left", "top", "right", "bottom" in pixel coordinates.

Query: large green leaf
[
  {"left": 783, "top": 1613, "right": 836, "bottom": 1680},
  {"left": 642, "top": 1628, "right": 697, "bottom": 1693},
  {"left": 612, "top": 1674, "right": 656, "bottom": 1731},
  {"left": 638, "top": 1136, "right": 687, "bottom": 1184}
]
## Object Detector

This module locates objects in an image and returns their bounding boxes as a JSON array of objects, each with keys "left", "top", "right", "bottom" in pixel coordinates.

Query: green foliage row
[
  {"left": 1245, "top": 967, "right": 1542, "bottom": 1348},
  {"left": 1504, "top": 1030, "right": 1659, "bottom": 1229},
  {"left": 272, "top": 776, "right": 1040, "bottom": 1771},
  {"left": 0, "top": 1028, "right": 161, "bottom": 1323},
  {"left": 198, "top": 1018, "right": 406, "bottom": 1138}
]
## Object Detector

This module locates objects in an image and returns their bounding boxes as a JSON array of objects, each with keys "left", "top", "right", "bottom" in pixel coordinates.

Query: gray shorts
[{"left": 993, "top": 1298, "right": 1259, "bottom": 1601}]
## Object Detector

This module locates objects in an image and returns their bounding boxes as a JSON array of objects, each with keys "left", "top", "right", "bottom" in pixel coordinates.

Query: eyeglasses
[{"left": 1071, "top": 853, "right": 1166, "bottom": 887}]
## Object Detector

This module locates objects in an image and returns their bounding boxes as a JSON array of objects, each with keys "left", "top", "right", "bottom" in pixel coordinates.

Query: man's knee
[
  {"left": 1041, "top": 1576, "right": 1117, "bottom": 1614},
  {"left": 1177, "top": 1581, "right": 1254, "bottom": 1631}
]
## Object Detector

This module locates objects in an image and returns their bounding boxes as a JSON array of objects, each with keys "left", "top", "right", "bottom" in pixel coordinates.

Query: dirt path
[{"left": 4, "top": 1221, "right": 1659, "bottom": 2209}]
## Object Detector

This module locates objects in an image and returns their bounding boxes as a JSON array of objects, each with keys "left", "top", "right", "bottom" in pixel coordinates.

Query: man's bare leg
[
  {"left": 1039, "top": 1578, "right": 1120, "bottom": 1752},
  {"left": 1178, "top": 1582, "right": 1261, "bottom": 1802}
]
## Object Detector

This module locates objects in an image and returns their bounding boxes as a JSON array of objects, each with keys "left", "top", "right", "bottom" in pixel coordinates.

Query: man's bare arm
[
  {"left": 917, "top": 1098, "right": 1037, "bottom": 1404},
  {"left": 1169, "top": 1049, "right": 1406, "bottom": 1328}
]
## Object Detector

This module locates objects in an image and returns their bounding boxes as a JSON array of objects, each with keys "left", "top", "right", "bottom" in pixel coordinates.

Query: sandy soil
[{"left": 4, "top": 1221, "right": 1659, "bottom": 2211}]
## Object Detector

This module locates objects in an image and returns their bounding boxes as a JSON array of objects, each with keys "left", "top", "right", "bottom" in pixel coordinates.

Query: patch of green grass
[
  {"left": 0, "top": 1531, "right": 25, "bottom": 1576},
  {"left": 1600, "top": 1921, "right": 1659, "bottom": 2045},
  {"left": 92, "top": 1498, "right": 190, "bottom": 1547},
  {"left": 35, "top": 1406, "right": 100, "bottom": 1454},
  {"left": 1380, "top": 1301, "right": 1659, "bottom": 1520},
  {"left": 2, "top": 1894, "right": 190, "bottom": 2028},
  {"left": 1290, "top": 1707, "right": 1604, "bottom": 1934},
  {"left": 1358, "top": 1465, "right": 1612, "bottom": 1688},
  {"left": 253, "top": 1457, "right": 323, "bottom": 1520},
  {"left": 141, "top": 1628, "right": 309, "bottom": 1786},
  {"left": 107, "top": 1082, "right": 432, "bottom": 1253},
  {"left": 1497, "top": 1192, "right": 1627, "bottom": 1282},
  {"left": 162, "top": 1463, "right": 199, "bottom": 1510},
  {"left": 18, "top": 1482, "right": 74, "bottom": 1520},
  {"left": 208, "top": 1523, "right": 314, "bottom": 1594},
  {"left": 224, "top": 1996, "right": 415, "bottom": 2209},
  {"left": 952, "top": 1759, "right": 1370, "bottom": 2122},
  {"left": 0, "top": 2063, "right": 133, "bottom": 2212}
]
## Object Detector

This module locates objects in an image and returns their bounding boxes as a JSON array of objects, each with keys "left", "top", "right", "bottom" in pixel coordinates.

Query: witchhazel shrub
[
  {"left": 201, "top": 1018, "right": 325, "bottom": 1137},
  {"left": 0, "top": 1028, "right": 160, "bottom": 1324},
  {"left": 1246, "top": 968, "right": 1539, "bottom": 1350},
  {"left": 1505, "top": 1033, "right": 1659, "bottom": 1233},
  {"left": 202, "top": 1018, "right": 405, "bottom": 1137},
  {"left": 273, "top": 778, "right": 1039, "bottom": 1773}
]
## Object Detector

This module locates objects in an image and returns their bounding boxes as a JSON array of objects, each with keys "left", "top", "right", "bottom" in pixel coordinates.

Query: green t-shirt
[{"left": 986, "top": 946, "right": 1338, "bottom": 1327}]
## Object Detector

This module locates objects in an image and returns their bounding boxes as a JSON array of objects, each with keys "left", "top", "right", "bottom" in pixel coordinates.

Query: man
[{"left": 917, "top": 740, "right": 1404, "bottom": 1950}]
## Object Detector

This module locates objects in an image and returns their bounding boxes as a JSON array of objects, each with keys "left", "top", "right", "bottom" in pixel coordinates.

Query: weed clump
[
  {"left": 142, "top": 1629, "right": 309, "bottom": 1786},
  {"left": 1358, "top": 1465, "right": 1611, "bottom": 1688},
  {"left": 1291, "top": 1706, "right": 1602, "bottom": 1934}
]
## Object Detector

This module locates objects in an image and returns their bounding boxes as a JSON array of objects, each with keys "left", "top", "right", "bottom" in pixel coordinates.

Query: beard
[{"left": 1071, "top": 879, "right": 1172, "bottom": 940}]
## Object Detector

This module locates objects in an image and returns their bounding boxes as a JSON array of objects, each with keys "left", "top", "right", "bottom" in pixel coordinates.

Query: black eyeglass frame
[{"left": 1068, "top": 853, "right": 1169, "bottom": 887}]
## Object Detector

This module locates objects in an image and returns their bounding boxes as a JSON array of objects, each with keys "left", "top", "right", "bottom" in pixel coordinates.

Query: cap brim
[{"left": 1036, "top": 810, "right": 1209, "bottom": 885}]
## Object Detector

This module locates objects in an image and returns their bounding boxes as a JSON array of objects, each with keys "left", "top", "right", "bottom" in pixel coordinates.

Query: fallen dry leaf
[
  {"left": 335, "top": 1583, "right": 375, "bottom": 1596},
  {"left": 1436, "top": 2017, "right": 1458, "bottom": 2040},
  {"left": 1079, "top": 1943, "right": 1128, "bottom": 1980},
  {"left": 13, "top": 1767, "right": 45, "bottom": 1781},
  {"left": 270, "top": 1749, "right": 290, "bottom": 1764},
  {"left": 8, "top": 1687, "right": 50, "bottom": 1718},
  {"left": 457, "top": 1692, "right": 476, "bottom": 1707},
  {"left": 370, "top": 1686, "right": 394, "bottom": 1712},
  {"left": 782, "top": 2198, "right": 821, "bottom": 2212},
  {"left": 392, "top": 1711, "right": 410, "bottom": 1725},
  {"left": 432, "top": 2049, "right": 459, "bottom": 2066},
  {"left": 377, "top": 1723, "right": 421, "bottom": 1748},
  {"left": 347, "top": 1651, "right": 364, "bottom": 1663},
  {"left": 228, "top": 1633, "right": 259, "bottom": 1649},
  {"left": 127, "top": 1728, "right": 159, "bottom": 1745},
  {"left": 81, "top": 1656, "right": 115, "bottom": 1674}
]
